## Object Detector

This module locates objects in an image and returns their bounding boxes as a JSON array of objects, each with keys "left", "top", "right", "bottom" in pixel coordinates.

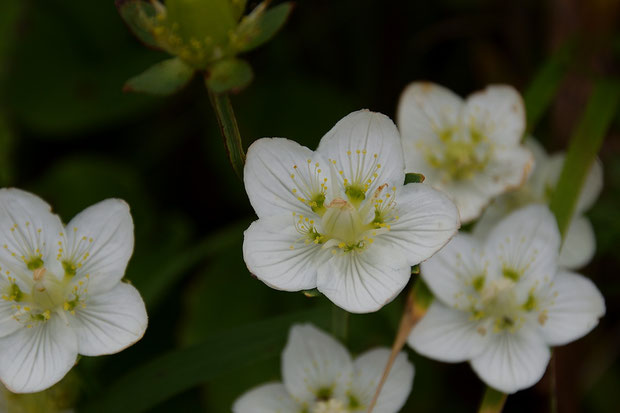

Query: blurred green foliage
[{"left": 0, "top": 0, "right": 618, "bottom": 412}]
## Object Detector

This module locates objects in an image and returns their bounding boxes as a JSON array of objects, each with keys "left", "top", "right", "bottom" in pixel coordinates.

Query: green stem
[
  {"left": 207, "top": 89, "right": 246, "bottom": 180},
  {"left": 478, "top": 386, "right": 507, "bottom": 413},
  {"left": 331, "top": 304, "right": 349, "bottom": 344}
]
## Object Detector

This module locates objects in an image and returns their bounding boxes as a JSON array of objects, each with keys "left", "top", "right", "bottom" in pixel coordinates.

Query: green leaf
[
  {"left": 124, "top": 57, "right": 195, "bottom": 95},
  {"left": 206, "top": 58, "right": 253, "bottom": 94},
  {"left": 79, "top": 309, "right": 328, "bottom": 413},
  {"left": 404, "top": 172, "right": 426, "bottom": 184},
  {"left": 136, "top": 220, "right": 249, "bottom": 309},
  {"left": 116, "top": 0, "right": 159, "bottom": 48},
  {"left": 235, "top": 2, "right": 293, "bottom": 53},
  {"left": 523, "top": 40, "right": 576, "bottom": 134},
  {"left": 549, "top": 79, "right": 620, "bottom": 238},
  {"left": 229, "top": 0, "right": 248, "bottom": 21}
]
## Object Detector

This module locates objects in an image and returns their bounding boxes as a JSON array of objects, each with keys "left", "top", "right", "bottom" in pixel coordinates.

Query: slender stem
[
  {"left": 367, "top": 278, "right": 431, "bottom": 413},
  {"left": 331, "top": 304, "right": 349, "bottom": 344},
  {"left": 478, "top": 387, "right": 507, "bottom": 413},
  {"left": 549, "top": 352, "right": 558, "bottom": 413},
  {"left": 207, "top": 88, "right": 246, "bottom": 180}
]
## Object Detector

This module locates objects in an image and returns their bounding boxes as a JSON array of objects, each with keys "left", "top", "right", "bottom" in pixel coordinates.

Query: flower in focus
[
  {"left": 243, "top": 110, "right": 460, "bottom": 313},
  {"left": 0, "top": 189, "right": 147, "bottom": 393},
  {"left": 396, "top": 82, "right": 534, "bottom": 223},
  {"left": 407, "top": 205, "right": 605, "bottom": 393},
  {"left": 233, "top": 323, "right": 414, "bottom": 413},
  {"left": 474, "top": 138, "right": 603, "bottom": 269}
]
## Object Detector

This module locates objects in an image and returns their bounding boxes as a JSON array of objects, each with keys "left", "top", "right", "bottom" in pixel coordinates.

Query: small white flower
[
  {"left": 407, "top": 205, "right": 605, "bottom": 393},
  {"left": 233, "top": 323, "right": 414, "bottom": 413},
  {"left": 396, "top": 82, "right": 534, "bottom": 223},
  {"left": 475, "top": 138, "right": 603, "bottom": 269},
  {"left": 243, "top": 110, "right": 460, "bottom": 313},
  {"left": 0, "top": 189, "right": 148, "bottom": 393}
]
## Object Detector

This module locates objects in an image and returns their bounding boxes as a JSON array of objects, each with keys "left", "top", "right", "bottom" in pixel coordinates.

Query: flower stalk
[
  {"left": 478, "top": 387, "right": 507, "bottom": 413},
  {"left": 207, "top": 89, "right": 246, "bottom": 179},
  {"left": 367, "top": 278, "right": 431, "bottom": 413}
]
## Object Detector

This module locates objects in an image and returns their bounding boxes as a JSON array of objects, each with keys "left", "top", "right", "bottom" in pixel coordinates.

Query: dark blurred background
[{"left": 0, "top": 0, "right": 618, "bottom": 412}]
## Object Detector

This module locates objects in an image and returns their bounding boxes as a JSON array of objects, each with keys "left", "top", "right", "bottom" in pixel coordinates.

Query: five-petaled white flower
[
  {"left": 0, "top": 189, "right": 148, "bottom": 393},
  {"left": 396, "top": 82, "right": 534, "bottom": 223},
  {"left": 233, "top": 323, "right": 414, "bottom": 413},
  {"left": 474, "top": 138, "right": 603, "bottom": 270},
  {"left": 407, "top": 205, "right": 605, "bottom": 393},
  {"left": 243, "top": 110, "right": 460, "bottom": 313}
]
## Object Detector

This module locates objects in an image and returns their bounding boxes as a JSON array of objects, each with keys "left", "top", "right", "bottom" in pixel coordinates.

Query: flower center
[
  {"left": 423, "top": 127, "right": 492, "bottom": 181},
  {"left": 288, "top": 151, "right": 398, "bottom": 254},
  {"left": 0, "top": 226, "right": 95, "bottom": 328},
  {"left": 312, "top": 399, "right": 350, "bottom": 413}
]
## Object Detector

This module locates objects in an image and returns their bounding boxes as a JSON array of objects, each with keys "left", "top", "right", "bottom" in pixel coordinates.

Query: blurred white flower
[
  {"left": 397, "top": 82, "right": 533, "bottom": 223},
  {"left": 408, "top": 205, "right": 605, "bottom": 393},
  {"left": 0, "top": 189, "right": 148, "bottom": 393},
  {"left": 474, "top": 138, "right": 603, "bottom": 269},
  {"left": 243, "top": 110, "right": 459, "bottom": 313},
  {"left": 233, "top": 323, "right": 414, "bottom": 413}
]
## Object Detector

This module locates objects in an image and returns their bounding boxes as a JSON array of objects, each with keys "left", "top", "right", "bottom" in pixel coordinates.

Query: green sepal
[
  {"left": 404, "top": 172, "right": 426, "bottom": 184},
  {"left": 234, "top": 2, "right": 293, "bottom": 53},
  {"left": 303, "top": 288, "right": 322, "bottom": 297},
  {"left": 123, "top": 57, "right": 195, "bottom": 96},
  {"left": 116, "top": 0, "right": 159, "bottom": 49},
  {"left": 411, "top": 264, "right": 420, "bottom": 275},
  {"left": 206, "top": 58, "right": 253, "bottom": 93}
]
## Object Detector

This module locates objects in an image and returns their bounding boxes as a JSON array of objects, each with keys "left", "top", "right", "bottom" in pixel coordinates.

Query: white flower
[
  {"left": 233, "top": 323, "right": 414, "bottom": 413},
  {"left": 242, "top": 110, "right": 460, "bottom": 313},
  {"left": 407, "top": 205, "right": 605, "bottom": 393},
  {"left": 0, "top": 189, "right": 148, "bottom": 393},
  {"left": 474, "top": 138, "right": 603, "bottom": 269},
  {"left": 396, "top": 82, "right": 534, "bottom": 223}
]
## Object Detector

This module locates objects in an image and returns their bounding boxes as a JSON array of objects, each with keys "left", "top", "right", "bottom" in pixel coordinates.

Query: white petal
[
  {"left": 0, "top": 188, "right": 64, "bottom": 277},
  {"left": 350, "top": 349, "right": 414, "bottom": 413},
  {"left": 243, "top": 215, "right": 329, "bottom": 292},
  {"left": 282, "top": 324, "right": 353, "bottom": 404},
  {"left": 472, "top": 198, "right": 511, "bottom": 242},
  {"left": 408, "top": 302, "right": 488, "bottom": 362},
  {"left": 316, "top": 240, "right": 410, "bottom": 313},
  {"left": 70, "top": 282, "right": 147, "bottom": 356},
  {"left": 0, "top": 298, "right": 21, "bottom": 338},
  {"left": 450, "top": 146, "right": 533, "bottom": 223},
  {"left": 244, "top": 138, "right": 329, "bottom": 218},
  {"left": 316, "top": 110, "right": 405, "bottom": 195},
  {"left": 63, "top": 199, "right": 134, "bottom": 294},
  {"left": 486, "top": 205, "right": 560, "bottom": 300},
  {"left": 232, "top": 382, "right": 300, "bottom": 413},
  {"left": 384, "top": 183, "right": 459, "bottom": 266},
  {"left": 538, "top": 270, "right": 604, "bottom": 346},
  {"left": 462, "top": 85, "right": 525, "bottom": 146},
  {"left": 397, "top": 81, "right": 463, "bottom": 146},
  {"left": 558, "top": 216, "right": 596, "bottom": 270},
  {"left": 0, "top": 316, "right": 77, "bottom": 393},
  {"left": 524, "top": 137, "right": 549, "bottom": 167},
  {"left": 421, "top": 234, "right": 487, "bottom": 309},
  {"left": 575, "top": 158, "right": 603, "bottom": 214},
  {"left": 470, "top": 322, "right": 550, "bottom": 394}
]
